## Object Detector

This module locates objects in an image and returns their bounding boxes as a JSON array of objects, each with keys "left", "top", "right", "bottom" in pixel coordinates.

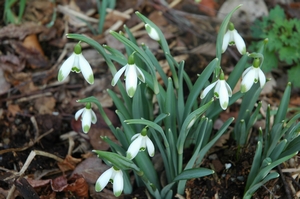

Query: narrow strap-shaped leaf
[
  {"left": 174, "top": 168, "right": 214, "bottom": 181},
  {"left": 274, "top": 82, "right": 291, "bottom": 124},
  {"left": 243, "top": 172, "right": 279, "bottom": 199},
  {"left": 195, "top": 117, "right": 234, "bottom": 166},
  {"left": 184, "top": 58, "right": 218, "bottom": 118},
  {"left": 245, "top": 137, "right": 262, "bottom": 191},
  {"left": 269, "top": 139, "right": 287, "bottom": 160}
]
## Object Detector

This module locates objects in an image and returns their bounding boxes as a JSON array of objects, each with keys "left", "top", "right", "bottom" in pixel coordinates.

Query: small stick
[{"left": 278, "top": 165, "right": 293, "bottom": 199}]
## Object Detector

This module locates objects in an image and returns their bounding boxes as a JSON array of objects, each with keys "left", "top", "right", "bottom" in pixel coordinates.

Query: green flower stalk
[{"left": 58, "top": 42, "right": 94, "bottom": 84}]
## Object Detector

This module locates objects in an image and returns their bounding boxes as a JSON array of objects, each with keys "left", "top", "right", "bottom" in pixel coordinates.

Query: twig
[
  {"left": 277, "top": 165, "right": 293, "bottom": 199},
  {"left": 0, "top": 128, "right": 53, "bottom": 155},
  {"left": 6, "top": 150, "right": 64, "bottom": 199}
]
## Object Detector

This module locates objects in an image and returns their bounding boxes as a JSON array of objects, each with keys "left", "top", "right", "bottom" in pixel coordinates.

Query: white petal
[
  {"left": 82, "top": 109, "right": 92, "bottom": 133},
  {"left": 91, "top": 110, "right": 97, "bottom": 124},
  {"left": 225, "top": 82, "right": 232, "bottom": 97},
  {"left": 222, "top": 31, "right": 230, "bottom": 53},
  {"left": 113, "top": 170, "right": 123, "bottom": 197},
  {"left": 111, "top": 66, "right": 126, "bottom": 86},
  {"left": 127, "top": 135, "right": 143, "bottom": 159},
  {"left": 95, "top": 167, "right": 113, "bottom": 192},
  {"left": 258, "top": 68, "right": 266, "bottom": 88},
  {"left": 79, "top": 54, "right": 94, "bottom": 84},
  {"left": 200, "top": 81, "right": 217, "bottom": 99},
  {"left": 58, "top": 53, "right": 75, "bottom": 82},
  {"left": 135, "top": 66, "right": 145, "bottom": 83},
  {"left": 74, "top": 108, "right": 85, "bottom": 120},
  {"left": 242, "top": 66, "right": 253, "bottom": 78},
  {"left": 233, "top": 30, "right": 246, "bottom": 55},
  {"left": 131, "top": 133, "right": 140, "bottom": 141},
  {"left": 146, "top": 137, "right": 155, "bottom": 157},
  {"left": 241, "top": 69, "right": 256, "bottom": 93},
  {"left": 218, "top": 81, "right": 229, "bottom": 110},
  {"left": 125, "top": 65, "right": 138, "bottom": 98},
  {"left": 214, "top": 80, "right": 222, "bottom": 98}
]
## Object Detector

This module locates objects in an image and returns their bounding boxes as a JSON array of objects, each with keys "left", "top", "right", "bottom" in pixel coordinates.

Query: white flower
[
  {"left": 75, "top": 103, "right": 97, "bottom": 133},
  {"left": 126, "top": 133, "right": 155, "bottom": 160},
  {"left": 241, "top": 66, "right": 266, "bottom": 93},
  {"left": 111, "top": 54, "right": 145, "bottom": 98},
  {"left": 95, "top": 167, "right": 124, "bottom": 197},
  {"left": 58, "top": 43, "right": 94, "bottom": 84},
  {"left": 145, "top": 24, "right": 160, "bottom": 41},
  {"left": 200, "top": 76, "right": 232, "bottom": 110},
  {"left": 222, "top": 23, "right": 246, "bottom": 55}
]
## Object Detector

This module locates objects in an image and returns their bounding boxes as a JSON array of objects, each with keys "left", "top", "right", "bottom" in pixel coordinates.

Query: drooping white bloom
[
  {"left": 111, "top": 53, "right": 145, "bottom": 98},
  {"left": 241, "top": 58, "right": 266, "bottom": 93},
  {"left": 58, "top": 43, "right": 94, "bottom": 84},
  {"left": 75, "top": 103, "right": 97, "bottom": 133},
  {"left": 200, "top": 73, "right": 232, "bottom": 110},
  {"left": 222, "top": 22, "right": 246, "bottom": 55},
  {"left": 126, "top": 131, "right": 155, "bottom": 160},
  {"left": 95, "top": 167, "right": 124, "bottom": 197},
  {"left": 145, "top": 24, "right": 160, "bottom": 41}
]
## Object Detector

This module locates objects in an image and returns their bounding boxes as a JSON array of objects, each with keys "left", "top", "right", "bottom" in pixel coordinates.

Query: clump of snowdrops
[{"left": 57, "top": 5, "right": 300, "bottom": 199}]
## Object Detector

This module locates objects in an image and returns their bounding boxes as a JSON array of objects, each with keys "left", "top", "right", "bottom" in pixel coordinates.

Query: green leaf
[
  {"left": 289, "top": 65, "right": 300, "bottom": 87},
  {"left": 274, "top": 82, "right": 291, "bottom": 124},
  {"left": 93, "top": 150, "right": 140, "bottom": 171},
  {"left": 279, "top": 46, "right": 298, "bottom": 64},
  {"left": 268, "top": 5, "right": 285, "bottom": 21},
  {"left": 173, "top": 168, "right": 214, "bottom": 181},
  {"left": 261, "top": 49, "right": 278, "bottom": 72}
]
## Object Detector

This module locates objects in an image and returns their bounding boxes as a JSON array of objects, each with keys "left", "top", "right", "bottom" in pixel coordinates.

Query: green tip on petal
[
  {"left": 74, "top": 43, "right": 82, "bottom": 54},
  {"left": 114, "top": 190, "right": 122, "bottom": 197},
  {"left": 83, "top": 125, "right": 90, "bottom": 133},
  {"left": 222, "top": 102, "right": 228, "bottom": 109},
  {"left": 127, "top": 87, "right": 135, "bottom": 98},
  {"left": 240, "top": 85, "right": 247, "bottom": 93},
  {"left": 95, "top": 183, "right": 102, "bottom": 192},
  {"left": 126, "top": 153, "right": 133, "bottom": 160},
  {"left": 58, "top": 70, "right": 64, "bottom": 82},
  {"left": 87, "top": 74, "right": 94, "bottom": 84}
]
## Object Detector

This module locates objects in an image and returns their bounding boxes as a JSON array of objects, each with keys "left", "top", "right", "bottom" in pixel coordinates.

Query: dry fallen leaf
[
  {"left": 34, "top": 96, "right": 56, "bottom": 114},
  {"left": 71, "top": 156, "right": 109, "bottom": 184},
  {"left": 7, "top": 104, "right": 21, "bottom": 117},
  {"left": 0, "top": 68, "right": 11, "bottom": 95},
  {"left": 57, "top": 154, "right": 82, "bottom": 172}
]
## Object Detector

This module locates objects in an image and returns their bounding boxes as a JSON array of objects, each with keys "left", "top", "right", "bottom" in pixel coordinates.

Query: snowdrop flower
[
  {"left": 222, "top": 22, "right": 246, "bottom": 55},
  {"left": 95, "top": 167, "right": 123, "bottom": 197},
  {"left": 241, "top": 58, "right": 266, "bottom": 93},
  {"left": 200, "top": 72, "right": 232, "bottom": 110},
  {"left": 75, "top": 103, "right": 97, "bottom": 133},
  {"left": 111, "top": 52, "right": 145, "bottom": 98},
  {"left": 126, "top": 128, "right": 155, "bottom": 160},
  {"left": 58, "top": 42, "right": 94, "bottom": 84},
  {"left": 145, "top": 24, "right": 160, "bottom": 41}
]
